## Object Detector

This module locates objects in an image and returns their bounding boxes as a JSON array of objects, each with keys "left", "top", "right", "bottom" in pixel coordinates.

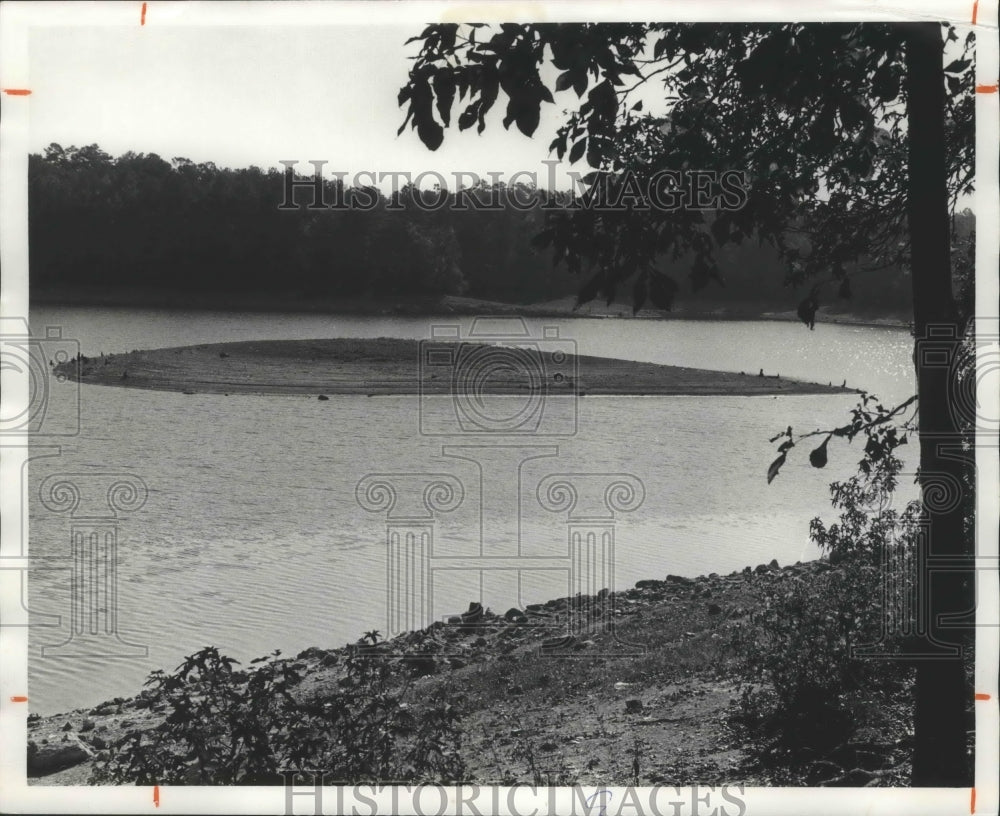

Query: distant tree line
[{"left": 29, "top": 143, "right": 967, "bottom": 313}]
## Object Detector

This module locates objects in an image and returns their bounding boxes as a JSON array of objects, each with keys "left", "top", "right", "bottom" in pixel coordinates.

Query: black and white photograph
[{"left": 0, "top": 1, "right": 997, "bottom": 813}]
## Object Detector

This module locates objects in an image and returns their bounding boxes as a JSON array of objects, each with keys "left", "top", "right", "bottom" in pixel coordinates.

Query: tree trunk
[{"left": 904, "top": 21, "right": 972, "bottom": 787}]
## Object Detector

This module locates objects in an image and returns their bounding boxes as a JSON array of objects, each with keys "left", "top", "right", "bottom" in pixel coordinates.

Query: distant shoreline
[
  {"left": 31, "top": 287, "right": 912, "bottom": 331},
  {"left": 56, "top": 337, "right": 856, "bottom": 398}
]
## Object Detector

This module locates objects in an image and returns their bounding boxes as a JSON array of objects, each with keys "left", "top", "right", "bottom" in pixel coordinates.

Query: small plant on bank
[
  {"left": 90, "top": 634, "right": 465, "bottom": 785},
  {"left": 730, "top": 449, "right": 918, "bottom": 783}
]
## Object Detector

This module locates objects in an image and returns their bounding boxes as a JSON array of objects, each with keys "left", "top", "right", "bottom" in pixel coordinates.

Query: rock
[
  {"left": 573, "top": 639, "right": 594, "bottom": 651},
  {"left": 542, "top": 635, "right": 575, "bottom": 650},
  {"left": 665, "top": 574, "right": 694, "bottom": 586},
  {"left": 447, "top": 615, "right": 462, "bottom": 625},
  {"left": 461, "top": 602, "right": 484, "bottom": 626},
  {"left": 635, "top": 579, "right": 663, "bottom": 589},
  {"left": 707, "top": 603, "right": 723, "bottom": 615},
  {"left": 754, "top": 564, "right": 769, "bottom": 575},
  {"left": 473, "top": 637, "right": 488, "bottom": 647},
  {"left": 768, "top": 558, "right": 780, "bottom": 569},
  {"left": 61, "top": 721, "right": 73, "bottom": 731},
  {"left": 406, "top": 656, "right": 437, "bottom": 677},
  {"left": 504, "top": 607, "right": 528, "bottom": 623},
  {"left": 742, "top": 566, "right": 752, "bottom": 575},
  {"left": 27, "top": 737, "right": 93, "bottom": 777},
  {"left": 79, "top": 718, "right": 96, "bottom": 733},
  {"left": 317, "top": 394, "right": 329, "bottom": 401},
  {"left": 87, "top": 735, "right": 108, "bottom": 750},
  {"left": 449, "top": 658, "right": 466, "bottom": 669},
  {"left": 625, "top": 699, "right": 644, "bottom": 714}
]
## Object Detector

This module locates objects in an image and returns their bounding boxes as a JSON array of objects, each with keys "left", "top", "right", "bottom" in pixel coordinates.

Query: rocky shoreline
[{"left": 28, "top": 556, "right": 835, "bottom": 785}]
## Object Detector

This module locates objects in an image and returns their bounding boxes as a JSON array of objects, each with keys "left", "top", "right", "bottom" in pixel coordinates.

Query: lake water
[{"left": 24, "top": 306, "right": 917, "bottom": 715}]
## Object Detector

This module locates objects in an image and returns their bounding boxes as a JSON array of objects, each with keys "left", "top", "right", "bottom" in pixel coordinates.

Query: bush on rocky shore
[{"left": 89, "top": 635, "right": 464, "bottom": 785}]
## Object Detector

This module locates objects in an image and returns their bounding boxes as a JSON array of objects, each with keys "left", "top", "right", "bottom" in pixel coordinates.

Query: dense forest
[{"left": 28, "top": 144, "right": 969, "bottom": 315}]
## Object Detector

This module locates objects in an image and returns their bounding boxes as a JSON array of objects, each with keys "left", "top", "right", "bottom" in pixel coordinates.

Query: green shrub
[
  {"left": 90, "top": 635, "right": 465, "bottom": 785},
  {"left": 730, "top": 452, "right": 917, "bottom": 780}
]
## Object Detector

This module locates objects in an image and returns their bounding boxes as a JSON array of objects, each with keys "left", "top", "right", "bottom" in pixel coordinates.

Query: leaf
[
  {"left": 809, "top": 436, "right": 830, "bottom": 468},
  {"left": 569, "top": 138, "right": 587, "bottom": 164},
  {"left": 549, "top": 132, "right": 567, "bottom": 159},
  {"left": 516, "top": 102, "right": 541, "bottom": 137},
  {"left": 416, "top": 118, "right": 444, "bottom": 151},
  {"left": 631, "top": 100, "right": 644, "bottom": 112},
  {"left": 943, "top": 59, "right": 971, "bottom": 74},
  {"left": 864, "top": 436, "right": 884, "bottom": 462},
  {"left": 555, "top": 71, "right": 575, "bottom": 92},
  {"left": 872, "top": 65, "right": 901, "bottom": 102},
  {"left": 767, "top": 453, "right": 787, "bottom": 484},
  {"left": 432, "top": 72, "right": 456, "bottom": 127},
  {"left": 504, "top": 91, "right": 542, "bottom": 137},
  {"left": 838, "top": 95, "right": 869, "bottom": 131},
  {"left": 396, "top": 110, "right": 413, "bottom": 137},
  {"left": 588, "top": 80, "right": 617, "bottom": 123},
  {"left": 457, "top": 104, "right": 478, "bottom": 131}
]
